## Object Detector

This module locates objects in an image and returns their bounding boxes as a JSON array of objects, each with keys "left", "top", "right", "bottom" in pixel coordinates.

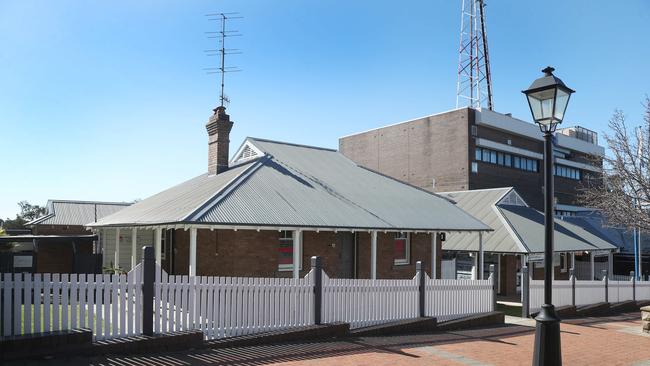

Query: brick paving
[{"left": 12, "top": 312, "right": 650, "bottom": 366}]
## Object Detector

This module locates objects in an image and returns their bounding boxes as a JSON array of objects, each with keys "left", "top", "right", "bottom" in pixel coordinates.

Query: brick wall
[
  {"left": 356, "top": 232, "right": 441, "bottom": 279},
  {"left": 33, "top": 225, "right": 88, "bottom": 235},
  {"left": 173, "top": 229, "right": 442, "bottom": 279},
  {"left": 339, "top": 108, "right": 471, "bottom": 193}
]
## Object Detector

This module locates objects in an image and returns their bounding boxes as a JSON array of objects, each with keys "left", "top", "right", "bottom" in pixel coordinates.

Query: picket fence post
[
  {"left": 142, "top": 246, "right": 155, "bottom": 336},
  {"left": 602, "top": 269, "right": 608, "bottom": 303},
  {"left": 631, "top": 271, "right": 636, "bottom": 302},
  {"left": 489, "top": 264, "right": 496, "bottom": 311},
  {"left": 570, "top": 268, "right": 576, "bottom": 307},
  {"left": 521, "top": 266, "right": 530, "bottom": 318},
  {"left": 311, "top": 256, "right": 322, "bottom": 325},
  {"left": 416, "top": 261, "right": 425, "bottom": 318}
]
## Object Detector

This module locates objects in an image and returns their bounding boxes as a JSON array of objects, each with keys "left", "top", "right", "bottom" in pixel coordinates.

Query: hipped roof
[
  {"left": 440, "top": 188, "right": 617, "bottom": 254},
  {"left": 27, "top": 200, "right": 131, "bottom": 227},
  {"left": 88, "top": 138, "right": 490, "bottom": 232}
]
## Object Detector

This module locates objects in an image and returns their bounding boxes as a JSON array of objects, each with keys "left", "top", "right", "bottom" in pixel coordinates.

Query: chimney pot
[{"left": 206, "top": 106, "right": 234, "bottom": 175}]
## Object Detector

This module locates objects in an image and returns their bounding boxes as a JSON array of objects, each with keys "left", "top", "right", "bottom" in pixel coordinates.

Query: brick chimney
[{"left": 206, "top": 106, "right": 234, "bottom": 175}]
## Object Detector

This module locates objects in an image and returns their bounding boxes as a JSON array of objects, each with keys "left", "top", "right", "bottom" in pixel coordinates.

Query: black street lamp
[{"left": 523, "top": 66, "right": 574, "bottom": 366}]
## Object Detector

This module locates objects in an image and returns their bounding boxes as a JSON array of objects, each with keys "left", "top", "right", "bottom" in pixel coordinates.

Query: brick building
[
  {"left": 88, "top": 107, "right": 489, "bottom": 279},
  {"left": 0, "top": 200, "right": 131, "bottom": 273},
  {"left": 339, "top": 107, "right": 604, "bottom": 214}
]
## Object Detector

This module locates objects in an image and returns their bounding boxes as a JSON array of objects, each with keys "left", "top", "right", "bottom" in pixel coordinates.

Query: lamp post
[{"left": 523, "top": 66, "right": 574, "bottom": 366}]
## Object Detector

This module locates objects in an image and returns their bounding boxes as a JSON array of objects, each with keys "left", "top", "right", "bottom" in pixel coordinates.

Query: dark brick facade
[
  {"left": 172, "top": 229, "right": 441, "bottom": 279},
  {"left": 31, "top": 224, "right": 94, "bottom": 273},
  {"left": 340, "top": 107, "right": 600, "bottom": 211}
]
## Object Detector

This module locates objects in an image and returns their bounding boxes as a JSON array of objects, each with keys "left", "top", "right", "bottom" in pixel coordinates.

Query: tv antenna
[
  {"left": 456, "top": 0, "right": 494, "bottom": 110},
  {"left": 204, "top": 12, "right": 242, "bottom": 108}
]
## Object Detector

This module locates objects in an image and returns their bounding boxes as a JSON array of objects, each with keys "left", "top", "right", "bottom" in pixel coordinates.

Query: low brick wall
[
  {"left": 350, "top": 317, "right": 438, "bottom": 337},
  {"left": 436, "top": 311, "right": 505, "bottom": 331},
  {"left": 0, "top": 328, "right": 93, "bottom": 362}
]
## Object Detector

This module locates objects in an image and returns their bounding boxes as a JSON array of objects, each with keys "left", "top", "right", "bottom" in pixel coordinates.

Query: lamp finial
[{"left": 542, "top": 66, "right": 555, "bottom": 76}]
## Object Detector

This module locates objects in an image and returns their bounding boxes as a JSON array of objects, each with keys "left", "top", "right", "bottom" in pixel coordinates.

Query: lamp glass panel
[
  {"left": 554, "top": 88, "right": 570, "bottom": 122},
  {"left": 527, "top": 88, "right": 556, "bottom": 122}
]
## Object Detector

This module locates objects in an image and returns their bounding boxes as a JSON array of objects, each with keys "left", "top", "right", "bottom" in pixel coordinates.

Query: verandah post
[
  {"left": 570, "top": 267, "right": 575, "bottom": 307},
  {"left": 522, "top": 266, "right": 530, "bottom": 318},
  {"left": 142, "top": 246, "right": 155, "bottom": 336},
  {"left": 416, "top": 261, "right": 425, "bottom": 318},
  {"left": 311, "top": 256, "right": 322, "bottom": 325},
  {"left": 602, "top": 269, "right": 609, "bottom": 303}
]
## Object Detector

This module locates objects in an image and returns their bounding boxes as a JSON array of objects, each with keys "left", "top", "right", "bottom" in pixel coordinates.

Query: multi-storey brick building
[{"left": 339, "top": 107, "right": 604, "bottom": 214}]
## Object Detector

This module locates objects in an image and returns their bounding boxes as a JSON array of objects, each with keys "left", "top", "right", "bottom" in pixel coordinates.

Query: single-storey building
[
  {"left": 87, "top": 107, "right": 490, "bottom": 279},
  {"left": 438, "top": 187, "right": 617, "bottom": 297},
  {"left": 0, "top": 200, "right": 132, "bottom": 273}
]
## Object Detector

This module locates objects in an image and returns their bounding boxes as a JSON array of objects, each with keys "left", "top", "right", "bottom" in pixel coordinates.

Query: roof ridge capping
[
  {"left": 48, "top": 199, "right": 132, "bottom": 206},
  {"left": 246, "top": 137, "right": 338, "bottom": 152}
]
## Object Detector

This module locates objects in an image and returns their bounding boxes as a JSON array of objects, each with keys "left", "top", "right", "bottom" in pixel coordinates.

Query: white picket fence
[
  {"left": 321, "top": 272, "right": 419, "bottom": 328},
  {"left": 154, "top": 268, "right": 313, "bottom": 339},
  {"left": 2, "top": 266, "right": 496, "bottom": 340},
  {"left": 1, "top": 264, "right": 142, "bottom": 340},
  {"left": 424, "top": 276, "right": 494, "bottom": 321},
  {"left": 529, "top": 276, "right": 650, "bottom": 312},
  {"left": 529, "top": 280, "right": 574, "bottom": 311}
]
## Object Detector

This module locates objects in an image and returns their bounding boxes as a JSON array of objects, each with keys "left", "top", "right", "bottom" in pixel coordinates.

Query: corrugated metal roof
[
  {"left": 89, "top": 137, "right": 490, "bottom": 232},
  {"left": 499, "top": 205, "right": 617, "bottom": 253},
  {"left": 89, "top": 162, "right": 253, "bottom": 226},
  {"left": 439, "top": 188, "right": 617, "bottom": 253},
  {"left": 439, "top": 188, "right": 525, "bottom": 253},
  {"left": 27, "top": 200, "right": 131, "bottom": 226}
]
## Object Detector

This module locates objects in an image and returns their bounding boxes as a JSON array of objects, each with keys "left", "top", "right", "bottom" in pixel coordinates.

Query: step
[{"left": 350, "top": 317, "right": 437, "bottom": 337}]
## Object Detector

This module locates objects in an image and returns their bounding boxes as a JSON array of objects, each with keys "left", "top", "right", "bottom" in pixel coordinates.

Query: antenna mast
[
  {"left": 456, "top": 0, "right": 494, "bottom": 110},
  {"left": 204, "top": 12, "right": 242, "bottom": 108}
]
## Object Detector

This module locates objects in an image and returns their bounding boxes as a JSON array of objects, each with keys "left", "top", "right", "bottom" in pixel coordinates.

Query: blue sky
[{"left": 1, "top": 0, "right": 649, "bottom": 218}]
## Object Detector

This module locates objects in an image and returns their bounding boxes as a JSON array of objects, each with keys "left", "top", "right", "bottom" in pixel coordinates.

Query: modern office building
[{"left": 339, "top": 107, "right": 604, "bottom": 214}]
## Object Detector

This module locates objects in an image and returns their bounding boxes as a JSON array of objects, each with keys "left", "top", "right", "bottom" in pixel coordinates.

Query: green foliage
[
  {"left": 102, "top": 261, "right": 126, "bottom": 275},
  {"left": 2, "top": 201, "right": 47, "bottom": 229}
]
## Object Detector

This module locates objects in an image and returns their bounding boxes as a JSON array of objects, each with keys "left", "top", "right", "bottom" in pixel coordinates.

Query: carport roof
[{"left": 88, "top": 138, "right": 490, "bottom": 232}]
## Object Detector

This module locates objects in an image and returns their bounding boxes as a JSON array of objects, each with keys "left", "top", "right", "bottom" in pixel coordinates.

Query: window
[
  {"left": 554, "top": 164, "right": 581, "bottom": 180},
  {"left": 393, "top": 233, "right": 410, "bottom": 265},
  {"left": 471, "top": 162, "right": 478, "bottom": 173},
  {"left": 278, "top": 231, "right": 302, "bottom": 271},
  {"left": 474, "top": 147, "right": 539, "bottom": 173}
]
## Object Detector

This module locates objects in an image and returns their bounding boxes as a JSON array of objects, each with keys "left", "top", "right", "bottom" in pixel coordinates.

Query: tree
[
  {"left": 580, "top": 98, "right": 650, "bottom": 231},
  {"left": 2, "top": 201, "right": 47, "bottom": 229}
]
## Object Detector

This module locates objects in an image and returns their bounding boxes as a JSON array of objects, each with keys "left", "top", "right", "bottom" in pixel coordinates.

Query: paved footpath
[{"left": 14, "top": 312, "right": 650, "bottom": 366}]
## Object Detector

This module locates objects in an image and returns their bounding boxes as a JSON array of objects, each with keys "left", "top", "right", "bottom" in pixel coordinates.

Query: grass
[
  {"left": 8, "top": 304, "right": 112, "bottom": 335},
  {"left": 497, "top": 302, "right": 523, "bottom": 317}
]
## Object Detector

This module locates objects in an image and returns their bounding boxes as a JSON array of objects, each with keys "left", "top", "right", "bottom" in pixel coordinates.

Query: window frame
[
  {"left": 277, "top": 230, "right": 303, "bottom": 272},
  {"left": 393, "top": 232, "right": 411, "bottom": 266}
]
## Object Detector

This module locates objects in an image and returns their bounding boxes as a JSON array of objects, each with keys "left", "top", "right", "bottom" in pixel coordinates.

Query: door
[{"left": 336, "top": 232, "right": 355, "bottom": 278}]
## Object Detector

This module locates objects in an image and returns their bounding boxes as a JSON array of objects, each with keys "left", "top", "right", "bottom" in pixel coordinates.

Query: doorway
[{"left": 336, "top": 232, "right": 356, "bottom": 278}]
